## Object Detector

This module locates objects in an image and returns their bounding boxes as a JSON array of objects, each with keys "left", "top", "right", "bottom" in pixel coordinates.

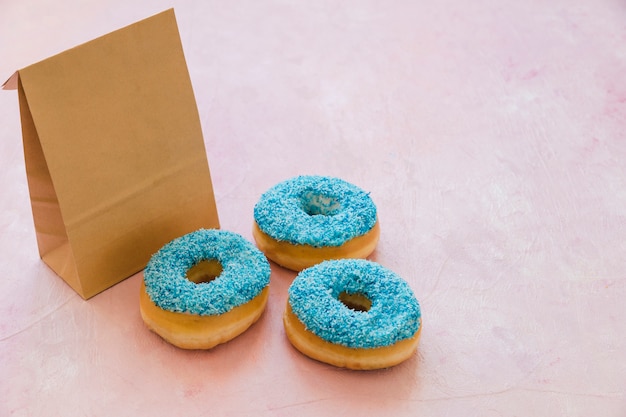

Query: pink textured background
[{"left": 1, "top": 1, "right": 625, "bottom": 416}]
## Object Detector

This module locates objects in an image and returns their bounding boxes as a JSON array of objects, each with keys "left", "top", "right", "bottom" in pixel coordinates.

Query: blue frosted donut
[
  {"left": 253, "top": 175, "right": 380, "bottom": 271},
  {"left": 284, "top": 259, "right": 422, "bottom": 369},
  {"left": 254, "top": 175, "right": 377, "bottom": 247},
  {"left": 140, "top": 229, "right": 271, "bottom": 349}
]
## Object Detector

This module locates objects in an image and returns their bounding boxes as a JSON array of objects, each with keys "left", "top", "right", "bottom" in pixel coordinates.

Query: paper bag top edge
[{"left": 1, "top": 8, "right": 175, "bottom": 92}]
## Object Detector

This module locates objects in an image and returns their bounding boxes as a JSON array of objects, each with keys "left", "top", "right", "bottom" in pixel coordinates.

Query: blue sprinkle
[
  {"left": 144, "top": 229, "right": 270, "bottom": 316},
  {"left": 253, "top": 175, "right": 378, "bottom": 247},
  {"left": 288, "top": 259, "right": 421, "bottom": 349}
]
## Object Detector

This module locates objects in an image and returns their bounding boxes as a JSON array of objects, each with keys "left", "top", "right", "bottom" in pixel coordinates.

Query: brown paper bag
[{"left": 2, "top": 9, "right": 219, "bottom": 299}]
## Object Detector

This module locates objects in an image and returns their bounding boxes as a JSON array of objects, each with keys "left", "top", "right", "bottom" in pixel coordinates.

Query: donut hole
[
  {"left": 338, "top": 291, "right": 372, "bottom": 312},
  {"left": 301, "top": 192, "right": 341, "bottom": 216},
  {"left": 186, "top": 259, "right": 223, "bottom": 284}
]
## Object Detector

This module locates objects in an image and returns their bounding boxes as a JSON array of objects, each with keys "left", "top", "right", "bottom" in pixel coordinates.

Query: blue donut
[
  {"left": 143, "top": 229, "right": 270, "bottom": 316},
  {"left": 287, "top": 259, "right": 421, "bottom": 349},
  {"left": 253, "top": 175, "right": 377, "bottom": 247}
]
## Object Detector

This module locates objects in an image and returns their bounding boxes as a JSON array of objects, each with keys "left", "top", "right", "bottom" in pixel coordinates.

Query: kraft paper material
[{"left": 5, "top": 9, "right": 220, "bottom": 299}]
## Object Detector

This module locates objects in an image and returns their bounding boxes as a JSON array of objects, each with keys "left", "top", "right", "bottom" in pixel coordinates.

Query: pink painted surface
[{"left": 1, "top": 1, "right": 625, "bottom": 416}]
